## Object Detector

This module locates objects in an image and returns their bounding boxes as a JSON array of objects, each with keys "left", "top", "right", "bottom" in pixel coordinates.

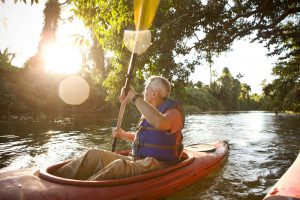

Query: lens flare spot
[{"left": 59, "top": 75, "right": 89, "bottom": 105}]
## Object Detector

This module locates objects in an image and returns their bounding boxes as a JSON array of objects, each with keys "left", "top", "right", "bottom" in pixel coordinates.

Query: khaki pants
[{"left": 53, "top": 149, "right": 162, "bottom": 180}]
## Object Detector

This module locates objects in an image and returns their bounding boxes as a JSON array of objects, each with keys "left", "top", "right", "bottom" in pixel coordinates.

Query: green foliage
[
  {"left": 3, "top": 0, "right": 299, "bottom": 113},
  {"left": 71, "top": 0, "right": 132, "bottom": 49},
  {"left": 70, "top": 0, "right": 134, "bottom": 99},
  {"left": 263, "top": 55, "right": 300, "bottom": 112},
  {"left": 68, "top": 0, "right": 300, "bottom": 106},
  {"left": 69, "top": 0, "right": 199, "bottom": 100},
  {"left": 0, "top": 79, "right": 25, "bottom": 115},
  {"left": 0, "top": 67, "right": 111, "bottom": 118},
  {"left": 186, "top": 67, "right": 262, "bottom": 111},
  {"left": 216, "top": 67, "right": 241, "bottom": 110},
  {"left": 0, "top": 67, "right": 29, "bottom": 116},
  {"left": 102, "top": 58, "right": 126, "bottom": 102},
  {"left": 239, "top": 94, "right": 261, "bottom": 111},
  {"left": 240, "top": 83, "right": 251, "bottom": 100},
  {"left": 184, "top": 87, "right": 224, "bottom": 112},
  {"left": 238, "top": 83, "right": 260, "bottom": 110},
  {"left": 0, "top": 48, "right": 16, "bottom": 70},
  {"left": 0, "top": 49, "right": 27, "bottom": 115}
]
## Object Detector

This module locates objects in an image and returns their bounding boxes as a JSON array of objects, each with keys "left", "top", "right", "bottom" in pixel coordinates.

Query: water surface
[{"left": 0, "top": 111, "right": 299, "bottom": 199}]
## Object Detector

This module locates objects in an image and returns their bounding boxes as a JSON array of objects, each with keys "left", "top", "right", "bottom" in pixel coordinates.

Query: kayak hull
[
  {"left": 0, "top": 140, "right": 229, "bottom": 200},
  {"left": 264, "top": 153, "right": 300, "bottom": 200}
]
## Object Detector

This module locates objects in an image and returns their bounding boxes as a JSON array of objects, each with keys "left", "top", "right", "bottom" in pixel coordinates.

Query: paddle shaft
[
  {"left": 112, "top": 52, "right": 138, "bottom": 152},
  {"left": 111, "top": 0, "right": 160, "bottom": 152}
]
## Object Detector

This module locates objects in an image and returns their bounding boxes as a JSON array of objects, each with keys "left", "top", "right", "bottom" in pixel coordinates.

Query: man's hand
[
  {"left": 112, "top": 128, "right": 125, "bottom": 138},
  {"left": 112, "top": 128, "right": 135, "bottom": 141},
  {"left": 119, "top": 86, "right": 137, "bottom": 103}
]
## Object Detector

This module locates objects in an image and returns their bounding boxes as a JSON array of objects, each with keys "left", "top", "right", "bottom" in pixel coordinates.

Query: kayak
[
  {"left": 264, "top": 152, "right": 300, "bottom": 200},
  {"left": 0, "top": 140, "right": 229, "bottom": 200}
]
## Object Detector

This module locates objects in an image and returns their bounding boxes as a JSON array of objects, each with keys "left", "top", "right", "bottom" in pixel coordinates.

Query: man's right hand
[
  {"left": 112, "top": 128, "right": 126, "bottom": 138},
  {"left": 112, "top": 128, "right": 135, "bottom": 141}
]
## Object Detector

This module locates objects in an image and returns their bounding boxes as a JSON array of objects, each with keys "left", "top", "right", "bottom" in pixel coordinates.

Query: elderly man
[{"left": 54, "top": 76, "right": 184, "bottom": 180}]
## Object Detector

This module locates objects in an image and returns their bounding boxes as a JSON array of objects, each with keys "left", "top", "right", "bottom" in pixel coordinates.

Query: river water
[{"left": 0, "top": 111, "right": 299, "bottom": 199}]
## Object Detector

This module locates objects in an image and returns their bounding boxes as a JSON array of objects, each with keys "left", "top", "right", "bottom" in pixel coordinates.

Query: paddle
[{"left": 112, "top": 0, "right": 160, "bottom": 152}]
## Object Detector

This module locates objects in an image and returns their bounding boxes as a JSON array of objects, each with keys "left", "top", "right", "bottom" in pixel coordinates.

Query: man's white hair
[{"left": 146, "top": 76, "right": 171, "bottom": 99}]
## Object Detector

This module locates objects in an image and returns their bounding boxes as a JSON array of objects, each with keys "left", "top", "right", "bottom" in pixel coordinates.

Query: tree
[
  {"left": 0, "top": 48, "right": 15, "bottom": 70},
  {"left": 90, "top": 37, "right": 106, "bottom": 80},
  {"left": 263, "top": 55, "right": 300, "bottom": 112},
  {"left": 194, "top": 81, "right": 203, "bottom": 89},
  {"left": 4, "top": 0, "right": 300, "bottom": 110},
  {"left": 240, "top": 83, "right": 251, "bottom": 100},
  {"left": 68, "top": 1, "right": 300, "bottom": 100},
  {"left": 217, "top": 67, "right": 241, "bottom": 110},
  {"left": 26, "top": 0, "right": 62, "bottom": 71}
]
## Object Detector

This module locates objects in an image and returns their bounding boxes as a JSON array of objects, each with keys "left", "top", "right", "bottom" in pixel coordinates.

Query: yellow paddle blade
[{"left": 134, "top": 0, "right": 160, "bottom": 30}]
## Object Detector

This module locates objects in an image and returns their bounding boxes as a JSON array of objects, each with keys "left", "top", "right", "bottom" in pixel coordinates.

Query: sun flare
[
  {"left": 59, "top": 75, "right": 89, "bottom": 105},
  {"left": 44, "top": 43, "right": 82, "bottom": 74}
]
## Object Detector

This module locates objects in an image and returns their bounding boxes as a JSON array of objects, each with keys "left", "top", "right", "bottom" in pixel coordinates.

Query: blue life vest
[{"left": 132, "top": 99, "right": 184, "bottom": 161}]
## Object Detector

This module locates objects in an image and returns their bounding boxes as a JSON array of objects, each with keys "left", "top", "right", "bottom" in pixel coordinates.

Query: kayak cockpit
[{"left": 37, "top": 151, "right": 194, "bottom": 187}]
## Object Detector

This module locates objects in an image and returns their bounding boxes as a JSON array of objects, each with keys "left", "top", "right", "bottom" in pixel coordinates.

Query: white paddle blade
[{"left": 123, "top": 30, "right": 151, "bottom": 54}]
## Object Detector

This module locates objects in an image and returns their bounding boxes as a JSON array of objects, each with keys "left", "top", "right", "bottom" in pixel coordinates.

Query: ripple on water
[{"left": 1, "top": 111, "right": 299, "bottom": 200}]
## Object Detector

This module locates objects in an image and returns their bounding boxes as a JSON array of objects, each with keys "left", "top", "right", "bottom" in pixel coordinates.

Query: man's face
[{"left": 143, "top": 81, "right": 156, "bottom": 104}]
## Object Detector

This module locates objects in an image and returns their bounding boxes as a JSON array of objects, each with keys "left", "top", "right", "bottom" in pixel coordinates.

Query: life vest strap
[
  {"left": 134, "top": 140, "right": 176, "bottom": 150},
  {"left": 139, "top": 126, "right": 171, "bottom": 133}
]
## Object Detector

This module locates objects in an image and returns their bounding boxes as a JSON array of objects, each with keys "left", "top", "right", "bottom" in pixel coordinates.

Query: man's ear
[{"left": 153, "top": 90, "right": 158, "bottom": 98}]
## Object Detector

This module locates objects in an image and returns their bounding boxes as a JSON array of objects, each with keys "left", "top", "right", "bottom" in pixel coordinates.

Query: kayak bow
[{"left": 264, "top": 152, "right": 300, "bottom": 200}]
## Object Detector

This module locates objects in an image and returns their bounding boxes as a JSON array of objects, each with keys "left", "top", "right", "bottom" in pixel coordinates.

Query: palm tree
[
  {"left": 0, "top": 48, "right": 15, "bottom": 69},
  {"left": 26, "top": 0, "right": 61, "bottom": 70}
]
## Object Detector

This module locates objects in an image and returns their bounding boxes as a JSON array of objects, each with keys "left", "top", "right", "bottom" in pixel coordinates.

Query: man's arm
[
  {"left": 118, "top": 86, "right": 172, "bottom": 131},
  {"left": 164, "top": 108, "right": 184, "bottom": 133},
  {"left": 113, "top": 128, "right": 135, "bottom": 141},
  {"left": 134, "top": 97, "right": 172, "bottom": 131},
  {"left": 118, "top": 86, "right": 183, "bottom": 134}
]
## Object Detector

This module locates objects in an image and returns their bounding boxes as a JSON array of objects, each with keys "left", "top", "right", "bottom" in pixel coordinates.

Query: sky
[
  {"left": 0, "top": 1, "right": 44, "bottom": 66},
  {"left": 0, "top": 0, "right": 278, "bottom": 94},
  {"left": 190, "top": 39, "right": 278, "bottom": 94}
]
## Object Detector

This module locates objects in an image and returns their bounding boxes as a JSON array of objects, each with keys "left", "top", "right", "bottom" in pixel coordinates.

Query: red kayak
[
  {"left": 264, "top": 152, "right": 300, "bottom": 200},
  {"left": 0, "top": 140, "right": 229, "bottom": 200}
]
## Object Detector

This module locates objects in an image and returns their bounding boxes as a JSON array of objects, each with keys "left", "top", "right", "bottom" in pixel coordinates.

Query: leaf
[{"left": 85, "top": 40, "right": 90, "bottom": 46}]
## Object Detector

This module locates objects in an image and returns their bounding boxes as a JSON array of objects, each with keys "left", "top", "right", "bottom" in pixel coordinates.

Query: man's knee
[{"left": 85, "top": 149, "right": 106, "bottom": 157}]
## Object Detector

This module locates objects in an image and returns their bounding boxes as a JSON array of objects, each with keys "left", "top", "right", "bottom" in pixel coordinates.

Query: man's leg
[
  {"left": 88, "top": 157, "right": 162, "bottom": 180},
  {"left": 53, "top": 149, "right": 129, "bottom": 180}
]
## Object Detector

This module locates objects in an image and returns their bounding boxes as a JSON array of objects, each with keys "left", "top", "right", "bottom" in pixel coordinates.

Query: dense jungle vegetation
[{"left": 0, "top": 0, "right": 299, "bottom": 119}]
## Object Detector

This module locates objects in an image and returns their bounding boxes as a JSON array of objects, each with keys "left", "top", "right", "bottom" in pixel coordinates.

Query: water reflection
[
  {"left": 171, "top": 111, "right": 300, "bottom": 200},
  {"left": 0, "top": 111, "right": 299, "bottom": 199},
  {"left": 0, "top": 114, "right": 134, "bottom": 171}
]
